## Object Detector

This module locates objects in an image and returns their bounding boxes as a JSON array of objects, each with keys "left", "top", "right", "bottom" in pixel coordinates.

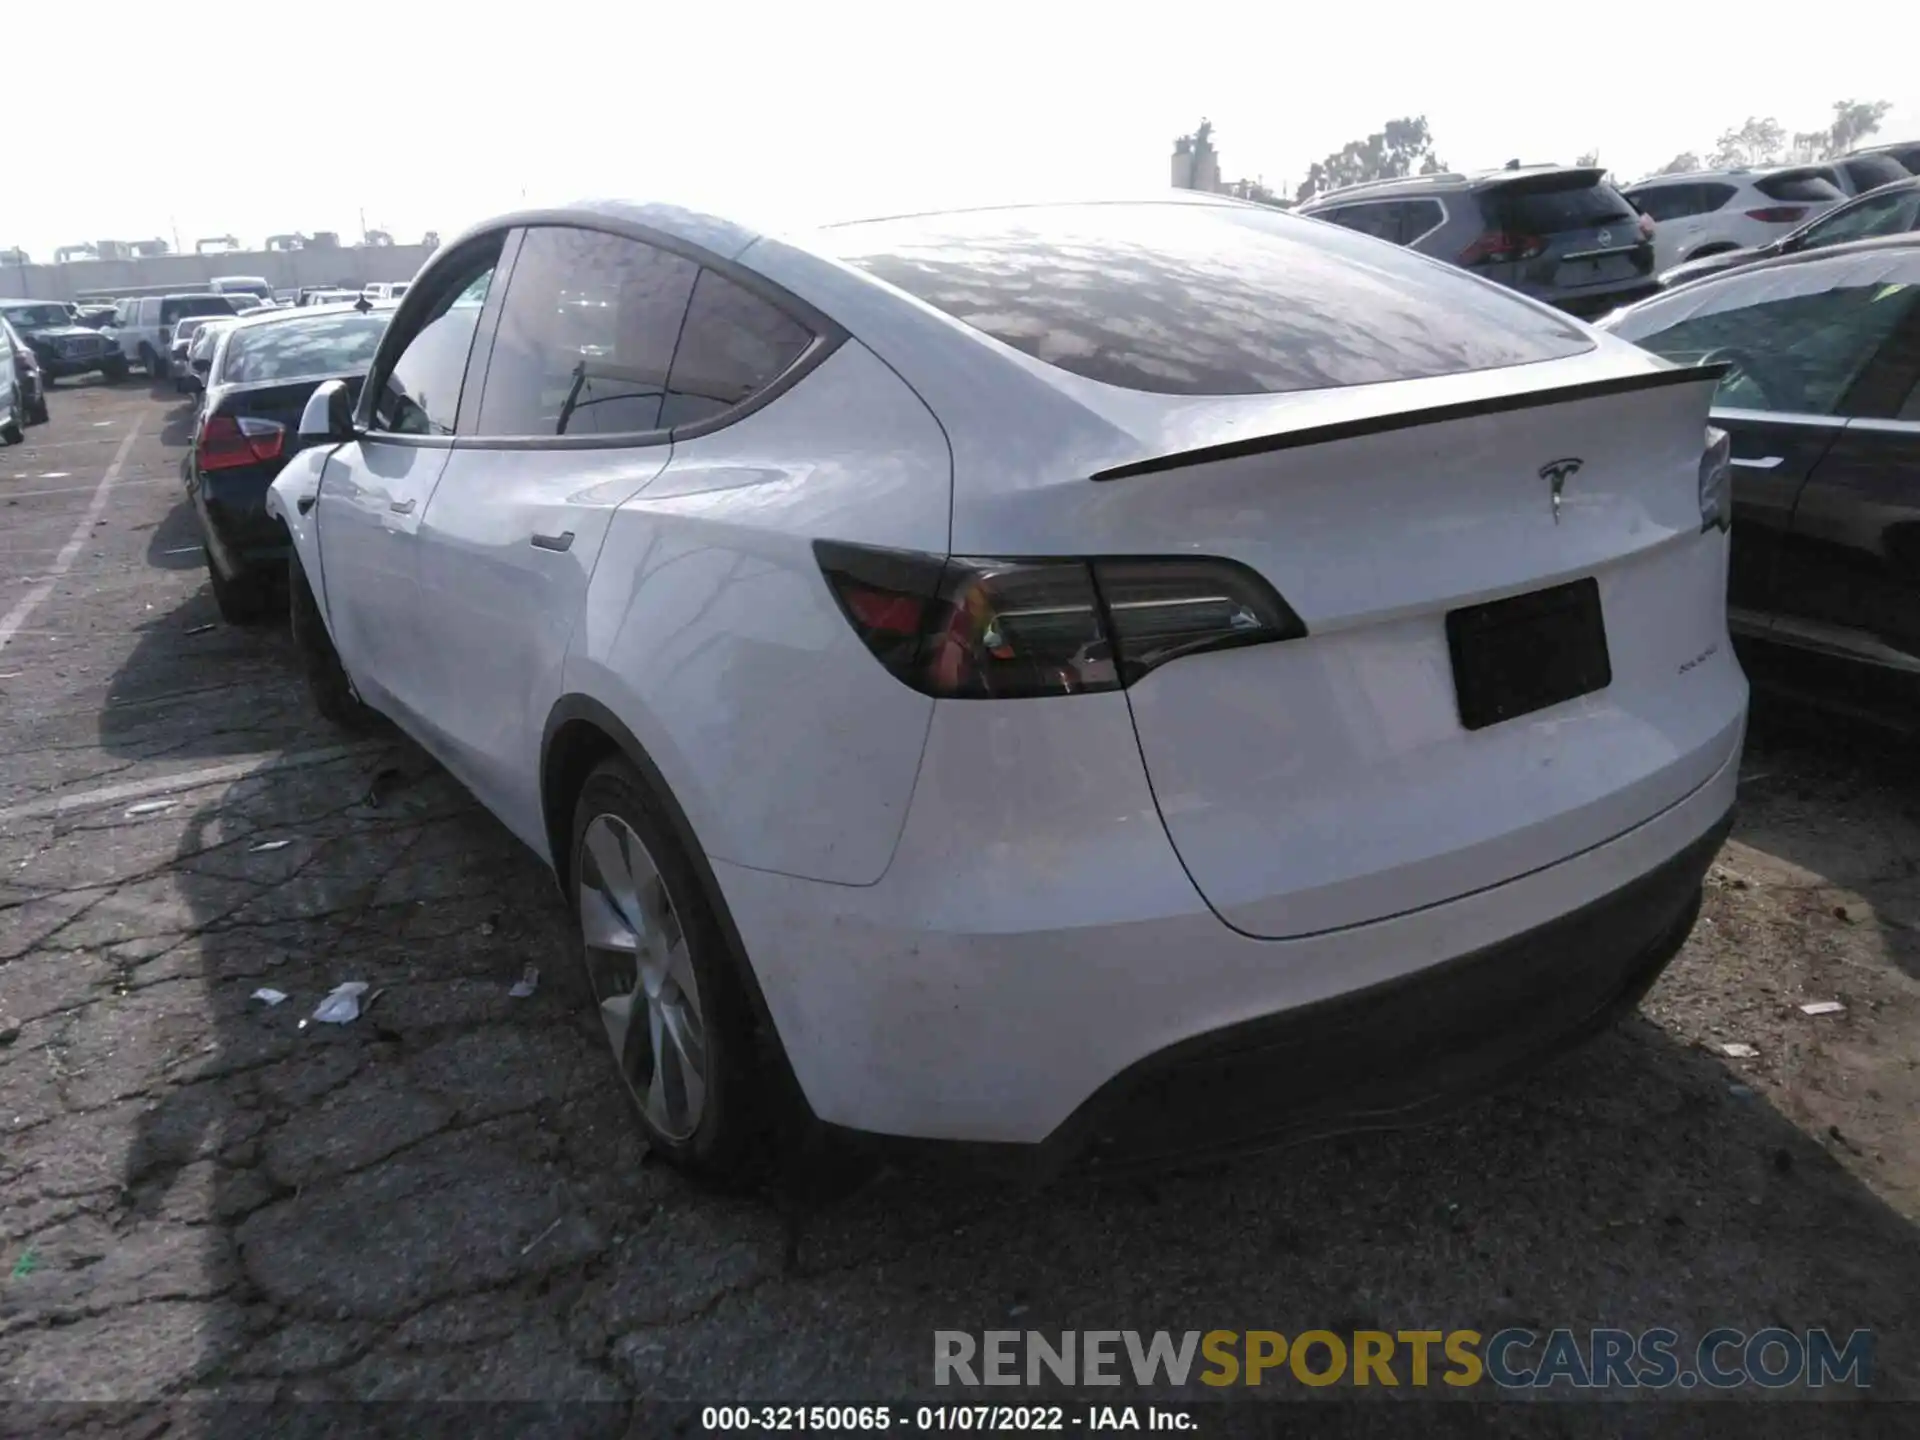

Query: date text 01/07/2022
[{"left": 700, "top": 1404, "right": 1197, "bottom": 1431}]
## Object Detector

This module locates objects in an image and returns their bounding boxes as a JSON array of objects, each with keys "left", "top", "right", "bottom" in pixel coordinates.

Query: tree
[
  {"left": 1827, "top": 99, "right": 1892, "bottom": 157},
  {"left": 1575, "top": 150, "right": 1600, "bottom": 168},
  {"left": 1654, "top": 151, "right": 1702, "bottom": 175},
  {"left": 1709, "top": 117, "right": 1784, "bottom": 169},
  {"left": 1295, "top": 116, "right": 1445, "bottom": 203}
]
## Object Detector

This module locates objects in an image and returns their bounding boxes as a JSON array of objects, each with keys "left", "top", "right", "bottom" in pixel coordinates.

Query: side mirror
[{"left": 299, "top": 378, "right": 356, "bottom": 443}]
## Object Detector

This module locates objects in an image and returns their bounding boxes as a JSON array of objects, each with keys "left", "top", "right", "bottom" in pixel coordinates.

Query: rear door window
[
  {"left": 1317, "top": 202, "right": 1400, "bottom": 242},
  {"left": 1629, "top": 184, "right": 1732, "bottom": 222},
  {"left": 475, "top": 225, "right": 699, "bottom": 437},
  {"left": 1395, "top": 199, "right": 1444, "bottom": 243},
  {"left": 1841, "top": 155, "right": 1909, "bottom": 192},
  {"left": 827, "top": 201, "right": 1592, "bottom": 397},
  {"left": 1755, "top": 171, "right": 1847, "bottom": 204}
]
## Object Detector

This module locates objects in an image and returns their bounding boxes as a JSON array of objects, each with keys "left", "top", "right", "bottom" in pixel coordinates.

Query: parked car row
[{"left": 1298, "top": 142, "right": 1920, "bottom": 312}]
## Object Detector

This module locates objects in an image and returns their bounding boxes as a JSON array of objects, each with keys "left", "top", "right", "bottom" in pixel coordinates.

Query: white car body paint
[{"left": 271, "top": 194, "right": 1749, "bottom": 1149}]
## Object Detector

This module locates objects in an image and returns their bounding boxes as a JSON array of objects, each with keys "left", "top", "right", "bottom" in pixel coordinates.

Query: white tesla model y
[{"left": 268, "top": 195, "right": 1747, "bottom": 1179}]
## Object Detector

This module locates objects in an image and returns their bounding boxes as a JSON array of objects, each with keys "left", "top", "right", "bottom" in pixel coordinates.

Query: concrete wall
[{"left": 0, "top": 243, "right": 438, "bottom": 301}]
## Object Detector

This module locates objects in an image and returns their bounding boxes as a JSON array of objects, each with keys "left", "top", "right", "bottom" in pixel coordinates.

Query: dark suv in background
[
  {"left": 1296, "top": 165, "right": 1656, "bottom": 318},
  {"left": 0, "top": 299, "right": 129, "bottom": 385}
]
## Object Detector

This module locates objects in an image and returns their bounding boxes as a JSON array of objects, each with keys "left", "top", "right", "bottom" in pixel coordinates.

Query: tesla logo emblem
[{"left": 1539, "top": 457, "right": 1584, "bottom": 523}]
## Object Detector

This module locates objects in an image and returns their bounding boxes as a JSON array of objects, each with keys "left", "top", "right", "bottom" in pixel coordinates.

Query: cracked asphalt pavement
[{"left": 1, "top": 380, "right": 1917, "bottom": 1427}]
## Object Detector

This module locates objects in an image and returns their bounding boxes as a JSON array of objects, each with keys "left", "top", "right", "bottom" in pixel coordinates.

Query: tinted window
[
  {"left": 1801, "top": 187, "right": 1920, "bottom": 250},
  {"left": 220, "top": 313, "right": 389, "bottom": 385},
  {"left": 2, "top": 303, "right": 69, "bottom": 329},
  {"left": 1397, "top": 198, "right": 1444, "bottom": 242},
  {"left": 162, "top": 296, "right": 240, "bottom": 324},
  {"left": 1629, "top": 184, "right": 1726, "bottom": 222},
  {"left": 1755, "top": 171, "right": 1846, "bottom": 204},
  {"left": 659, "top": 269, "right": 813, "bottom": 428},
  {"left": 1485, "top": 179, "right": 1634, "bottom": 233},
  {"left": 372, "top": 256, "right": 496, "bottom": 435},
  {"left": 477, "top": 226, "right": 697, "bottom": 437},
  {"left": 1843, "top": 156, "right": 1908, "bottom": 192},
  {"left": 1318, "top": 203, "right": 1400, "bottom": 242},
  {"left": 1608, "top": 272, "right": 1919, "bottom": 416},
  {"left": 828, "top": 202, "right": 1592, "bottom": 396}
]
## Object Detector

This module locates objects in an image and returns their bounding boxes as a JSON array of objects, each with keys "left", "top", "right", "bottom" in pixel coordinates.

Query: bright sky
[{"left": 7, "top": 1, "right": 1915, "bottom": 259}]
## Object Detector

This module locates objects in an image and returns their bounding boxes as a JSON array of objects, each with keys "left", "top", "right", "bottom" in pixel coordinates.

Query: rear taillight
[
  {"left": 1699, "top": 426, "right": 1732, "bottom": 533},
  {"left": 1745, "top": 206, "right": 1807, "bottom": 224},
  {"left": 816, "top": 541, "right": 1305, "bottom": 698},
  {"left": 199, "top": 414, "right": 286, "bottom": 471}
]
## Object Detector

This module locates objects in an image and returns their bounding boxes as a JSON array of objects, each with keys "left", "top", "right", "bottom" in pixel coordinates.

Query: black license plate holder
[{"left": 1447, "top": 578, "right": 1611, "bottom": 731}]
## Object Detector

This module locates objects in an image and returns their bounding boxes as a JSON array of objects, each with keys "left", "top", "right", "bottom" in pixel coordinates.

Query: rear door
[{"left": 311, "top": 239, "right": 501, "bottom": 724}]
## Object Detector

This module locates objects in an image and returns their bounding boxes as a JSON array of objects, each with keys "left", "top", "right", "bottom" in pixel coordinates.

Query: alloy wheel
[{"left": 578, "top": 812, "right": 708, "bottom": 1142}]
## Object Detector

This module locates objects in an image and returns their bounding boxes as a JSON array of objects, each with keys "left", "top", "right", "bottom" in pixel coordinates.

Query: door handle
[
  {"left": 1731, "top": 456, "right": 1783, "bottom": 470},
  {"left": 530, "top": 531, "right": 575, "bottom": 553},
  {"left": 389, "top": 498, "right": 416, "bottom": 515}
]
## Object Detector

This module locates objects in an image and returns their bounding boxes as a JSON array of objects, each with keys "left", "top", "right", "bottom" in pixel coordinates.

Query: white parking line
[
  {"left": 0, "top": 478, "right": 173, "bottom": 501},
  {"left": 0, "top": 742, "right": 381, "bottom": 825},
  {"left": 0, "top": 419, "right": 146, "bottom": 655}
]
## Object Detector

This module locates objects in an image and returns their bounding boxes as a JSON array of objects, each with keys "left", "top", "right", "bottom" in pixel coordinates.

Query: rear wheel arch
[{"left": 539, "top": 694, "right": 815, "bottom": 1126}]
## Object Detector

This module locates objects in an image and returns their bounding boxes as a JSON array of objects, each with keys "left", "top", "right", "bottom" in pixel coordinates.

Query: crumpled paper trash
[{"left": 311, "top": 982, "right": 370, "bottom": 1025}]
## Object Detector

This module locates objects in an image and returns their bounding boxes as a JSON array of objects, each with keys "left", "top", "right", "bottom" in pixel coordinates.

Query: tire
[
  {"left": 205, "top": 546, "right": 270, "bottom": 624},
  {"left": 289, "top": 553, "right": 377, "bottom": 729},
  {"left": 1, "top": 396, "right": 21, "bottom": 446},
  {"left": 28, "top": 393, "right": 49, "bottom": 427},
  {"left": 570, "top": 756, "right": 769, "bottom": 1182},
  {"left": 139, "top": 346, "right": 162, "bottom": 379}
]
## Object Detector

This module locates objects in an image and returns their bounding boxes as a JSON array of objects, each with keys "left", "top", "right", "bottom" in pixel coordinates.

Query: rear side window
[
  {"left": 828, "top": 202, "right": 1592, "bottom": 397},
  {"left": 1397, "top": 199, "right": 1444, "bottom": 242},
  {"left": 220, "top": 313, "right": 389, "bottom": 385},
  {"left": 477, "top": 226, "right": 699, "bottom": 437},
  {"left": 1842, "top": 155, "right": 1908, "bottom": 191},
  {"left": 1317, "top": 203, "right": 1400, "bottom": 242},
  {"left": 659, "top": 269, "right": 813, "bottom": 429},
  {"left": 1628, "top": 184, "right": 1733, "bottom": 222},
  {"left": 1485, "top": 179, "right": 1634, "bottom": 234},
  {"left": 1755, "top": 171, "right": 1846, "bottom": 204}
]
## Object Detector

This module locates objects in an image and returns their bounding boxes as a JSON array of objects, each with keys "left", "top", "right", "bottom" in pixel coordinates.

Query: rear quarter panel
[{"left": 566, "top": 337, "right": 952, "bottom": 886}]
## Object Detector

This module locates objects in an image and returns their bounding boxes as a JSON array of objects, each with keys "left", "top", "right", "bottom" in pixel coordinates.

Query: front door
[{"left": 311, "top": 241, "right": 503, "bottom": 726}]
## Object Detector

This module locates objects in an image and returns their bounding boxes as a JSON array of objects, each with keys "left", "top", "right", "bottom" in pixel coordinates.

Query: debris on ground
[
  {"left": 251, "top": 989, "right": 288, "bottom": 1007},
  {"left": 184, "top": 624, "right": 216, "bottom": 636},
  {"left": 9, "top": 1249, "right": 38, "bottom": 1281},
  {"left": 364, "top": 767, "right": 406, "bottom": 808},
  {"left": 249, "top": 839, "right": 293, "bottom": 853},
  {"left": 309, "top": 982, "right": 371, "bottom": 1025},
  {"left": 519, "top": 1217, "right": 563, "bottom": 1256},
  {"left": 509, "top": 964, "right": 539, "bottom": 999},
  {"left": 1720, "top": 1042, "right": 1760, "bottom": 1059},
  {"left": 1799, "top": 1000, "right": 1846, "bottom": 1017},
  {"left": 124, "top": 799, "right": 176, "bottom": 817}
]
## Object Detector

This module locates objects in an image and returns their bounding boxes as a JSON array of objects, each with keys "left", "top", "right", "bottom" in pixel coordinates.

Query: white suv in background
[{"left": 1625, "top": 167, "right": 1847, "bottom": 272}]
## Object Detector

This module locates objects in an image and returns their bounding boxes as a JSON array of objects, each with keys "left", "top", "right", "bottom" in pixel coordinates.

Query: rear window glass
[
  {"left": 1486, "top": 180, "right": 1635, "bottom": 233},
  {"left": 1628, "top": 184, "right": 1734, "bottom": 222},
  {"left": 2, "top": 303, "right": 70, "bottom": 328},
  {"left": 219, "top": 313, "right": 389, "bottom": 385},
  {"left": 1755, "top": 172, "right": 1846, "bottom": 204},
  {"left": 825, "top": 202, "right": 1592, "bottom": 396},
  {"left": 164, "top": 296, "right": 240, "bottom": 323}
]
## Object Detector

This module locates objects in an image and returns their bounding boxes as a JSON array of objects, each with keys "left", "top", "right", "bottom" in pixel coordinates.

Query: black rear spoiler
[{"left": 1089, "top": 364, "right": 1729, "bottom": 483}]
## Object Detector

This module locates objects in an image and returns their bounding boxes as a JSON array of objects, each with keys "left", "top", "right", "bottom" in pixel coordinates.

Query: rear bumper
[
  {"left": 713, "top": 692, "right": 1744, "bottom": 1156},
  {"left": 195, "top": 471, "right": 291, "bottom": 580}
]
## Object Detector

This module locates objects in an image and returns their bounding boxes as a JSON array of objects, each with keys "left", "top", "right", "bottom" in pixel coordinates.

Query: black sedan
[
  {"left": 0, "top": 299, "right": 129, "bottom": 384},
  {"left": 189, "top": 301, "right": 395, "bottom": 623},
  {"left": 1603, "top": 234, "right": 1920, "bottom": 699},
  {"left": 1659, "top": 177, "right": 1920, "bottom": 289}
]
